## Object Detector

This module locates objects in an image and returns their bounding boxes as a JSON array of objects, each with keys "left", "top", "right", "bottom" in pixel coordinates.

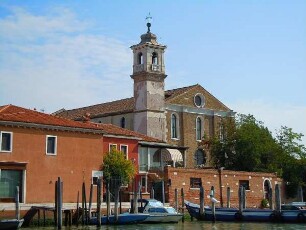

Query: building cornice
[
  {"left": 165, "top": 104, "right": 236, "bottom": 117},
  {"left": 104, "top": 134, "right": 142, "bottom": 141}
]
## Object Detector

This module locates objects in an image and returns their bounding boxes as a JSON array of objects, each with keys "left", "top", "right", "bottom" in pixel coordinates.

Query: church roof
[
  {"left": 54, "top": 84, "right": 229, "bottom": 120},
  {"left": 54, "top": 97, "right": 135, "bottom": 120}
]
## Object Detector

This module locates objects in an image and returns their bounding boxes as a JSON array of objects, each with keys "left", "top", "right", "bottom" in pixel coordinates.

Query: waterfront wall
[{"left": 164, "top": 166, "right": 282, "bottom": 208}]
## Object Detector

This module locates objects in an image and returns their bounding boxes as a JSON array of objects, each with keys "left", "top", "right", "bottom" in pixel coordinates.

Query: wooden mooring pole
[
  {"left": 162, "top": 180, "right": 165, "bottom": 205},
  {"left": 88, "top": 184, "right": 93, "bottom": 221},
  {"left": 97, "top": 179, "right": 101, "bottom": 227},
  {"left": 210, "top": 186, "right": 216, "bottom": 222},
  {"left": 181, "top": 188, "right": 185, "bottom": 222},
  {"left": 174, "top": 188, "right": 178, "bottom": 212},
  {"left": 56, "top": 177, "right": 63, "bottom": 229},
  {"left": 15, "top": 186, "right": 20, "bottom": 220},
  {"left": 76, "top": 191, "right": 79, "bottom": 226},
  {"left": 226, "top": 187, "right": 231, "bottom": 208},
  {"left": 200, "top": 186, "right": 205, "bottom": 216},
  {"left": 150, "top": 186, "right": 155, "bottom": 199},
  {"left": 275, "top": 184, "right": 281, "bottom": 213}
]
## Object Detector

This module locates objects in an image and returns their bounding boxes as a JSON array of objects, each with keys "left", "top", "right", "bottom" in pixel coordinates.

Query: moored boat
[
  {"left": 185, "top": 200, "right": 306, "bottom": 223},
  {"left": 0, "top": 219, "right": 24, "bottom": 230},
  {"left": 89, "top": 213, "right": 149, "bottom": 225},
  {"left": 133, "top": 199, "right": 183, "bottom": 223},
  {"left": 281, "top": 202, "right": 306, "bottom": 223}
]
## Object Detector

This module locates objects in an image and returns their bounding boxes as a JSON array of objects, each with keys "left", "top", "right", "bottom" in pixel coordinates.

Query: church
[{"left": 56, "top": 21, "right": 235, "bottom": 170}]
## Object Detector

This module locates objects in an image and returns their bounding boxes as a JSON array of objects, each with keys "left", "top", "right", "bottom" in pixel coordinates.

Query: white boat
[{"left": 134, "top": 199, "right": 183, "bottom": 223}]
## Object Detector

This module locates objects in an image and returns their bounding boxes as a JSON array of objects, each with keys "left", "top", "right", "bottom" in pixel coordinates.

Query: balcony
[{"left": 151, "top": 64, "right": 160, "bottom": 72}]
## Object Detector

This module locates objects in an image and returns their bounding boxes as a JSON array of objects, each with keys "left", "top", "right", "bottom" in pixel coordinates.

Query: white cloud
[
  {"left": 230, "top": 99, "right": 306, "bottom": 147},
  {"left": 0, "top": 7, "right": 132, "bottom": 113}
]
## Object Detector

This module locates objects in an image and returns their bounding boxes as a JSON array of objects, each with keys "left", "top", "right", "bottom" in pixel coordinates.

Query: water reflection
[{"left": 22, "top": 221, "right": 306, "bottom": 230}]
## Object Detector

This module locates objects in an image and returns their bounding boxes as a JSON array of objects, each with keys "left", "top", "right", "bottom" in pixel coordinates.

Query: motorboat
[
  {"left": 281, "top": 202, "right": 306, "bottom": 222},
  {"left": 132, "top": 199, "right": 183, "bottom": 223},
  {"left": 89, "top": 213, "right": 149, "bottom": 225}
]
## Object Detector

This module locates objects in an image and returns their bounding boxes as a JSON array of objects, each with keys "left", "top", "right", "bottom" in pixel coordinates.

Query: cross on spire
[{"left": 145, "top": 13, "right": 152, "bottom": 33}]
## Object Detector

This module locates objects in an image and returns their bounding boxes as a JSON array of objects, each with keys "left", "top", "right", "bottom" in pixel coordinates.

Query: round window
[{"left": 194, "top": 94, "right": 205, "bottom": 108}]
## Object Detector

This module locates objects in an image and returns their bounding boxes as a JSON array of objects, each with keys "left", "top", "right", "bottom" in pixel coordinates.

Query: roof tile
[
  {"left": 0, "top": 104, "right": 162, "bottom": 143},
  {"left": 55, "top": 85, "right": 199, "bottom": 120}
]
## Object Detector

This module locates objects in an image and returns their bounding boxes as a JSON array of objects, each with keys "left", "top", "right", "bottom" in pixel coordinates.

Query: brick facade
[
  {"left": 165, "top": 85, "right": 231, "bottom": 168},
  {"left": 164, "top": 166, "right": 282, "bottom": 208}
]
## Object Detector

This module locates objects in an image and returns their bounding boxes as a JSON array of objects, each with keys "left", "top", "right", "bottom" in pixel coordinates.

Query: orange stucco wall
[
  {"left": 0, "top": 126, "right": 142, "bottom": 204},
  {"left": 0, "top": 126, "right": 104, "bottom": 203},
  {"left": 103, "top": 136, "right": 139, "bottom": 172}
]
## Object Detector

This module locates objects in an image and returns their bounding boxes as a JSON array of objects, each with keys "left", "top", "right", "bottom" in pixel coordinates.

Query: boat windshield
[{"left": 148, "top": 200, "right": 164, "bottom": 207}]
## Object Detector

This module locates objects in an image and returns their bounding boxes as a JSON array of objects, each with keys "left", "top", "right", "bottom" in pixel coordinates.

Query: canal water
[{"left": 22, "top": 221, "right": 306, "bottom": 230}]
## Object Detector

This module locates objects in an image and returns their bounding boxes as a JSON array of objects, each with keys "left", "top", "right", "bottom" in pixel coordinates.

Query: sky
[{"left": 0, "top": 0, "right": 305, "bottom": 145}]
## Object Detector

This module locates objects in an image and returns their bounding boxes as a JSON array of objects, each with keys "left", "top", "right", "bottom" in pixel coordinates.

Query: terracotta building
[{"left": 0, "top": 104, "right": 172, "bottom": 204}]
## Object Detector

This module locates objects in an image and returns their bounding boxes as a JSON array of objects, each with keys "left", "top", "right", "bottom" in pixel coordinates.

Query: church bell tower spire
[{"left": 130, "top": 16, "right": 167, "bottom": 141}]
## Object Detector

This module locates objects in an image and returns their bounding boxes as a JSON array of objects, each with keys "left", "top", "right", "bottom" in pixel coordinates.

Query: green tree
[
  {"left": 101, "top": 147, "right": 136, "bottom": 219},
  {"left": 276, "top": 126, "right": 306, "bottom": 159},
  {"left": 276, "top": 126, "right": 306, "bottom": 197},
  {"left": 210, "top": 114, "right": 306, "bottom": 198},
  {"left": 210, "top": 114, "right": 281, "bottom": 173}
]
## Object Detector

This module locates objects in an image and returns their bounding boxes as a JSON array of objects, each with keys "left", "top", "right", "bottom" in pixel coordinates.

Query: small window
[
  {"left": 196, "top": 117, "right": 203, "bottom": 141},
  {"left": 46, "top": 135, "right": 57, "bottom": 155},
  {"left": 120, "top": 117, "right": 126, "bottom": 128},
  {"left": 219, "top": 124, "right": 225, "bottom": 142},
  {"left": 109, "top": 144, "right": 117, "bottom": 152},
  {"left": 138, "top": 52, "right": 143, "bottom": 64},
  {"left": 141, "top": 175, "right": 147, "bottom": 192},
  {"left": 190, "top": 178, "right": 202, "bottom": 188},
  {"left": 194, "top": 149, "right": 206, "bottom": 166},
  {"left": 0, "top": 131, "right": 13, "bottom": 152},
  {"left": 152, "top": 52, "right": 158, "bottom": 65},
  {"left": 239, "top": 180, "right": 250, "bottom": 190},
  {"left": 92, "top": 170, "right": 103, "bottom": 185},
  {"left": 171, "top": 113, "right": 179, "bottom": 139},
  {"left": 120, "top": 145, "right": 128, "bottom": 159}
]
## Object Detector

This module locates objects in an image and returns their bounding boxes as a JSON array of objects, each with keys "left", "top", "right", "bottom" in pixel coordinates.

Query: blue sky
[{"left": 0, "top": 0, "right": 305, "bottom": 145}]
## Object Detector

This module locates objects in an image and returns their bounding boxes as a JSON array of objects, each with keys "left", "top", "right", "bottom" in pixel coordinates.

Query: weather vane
[{"left": 145, "top": 13, "right": 152, "bottom": 33}]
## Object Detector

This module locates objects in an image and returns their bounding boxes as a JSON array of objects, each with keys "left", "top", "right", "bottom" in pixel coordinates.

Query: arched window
[
  {"left": 171, "top": 114, "right": 179, "bottom": 139},
  {"left": 152, "top": 52, "right": 158, "bottom": 65},
  {"left": 194, "top": 149, "right": 206, "bottom": 166},
  {"left": 263, "top": 179, "right": 272, "bottom": 200},
  {"left": 138, "top": 52, "right": 143, "bottom": 64},
  {"left": 153, "top": 150, "right": 161, "bottom": 163},
  {"left": 120, "top": 117, "right": 126, "bottom": 128},
  {"left": 196, "top": 117, "right": 202, "bottom": 140}
]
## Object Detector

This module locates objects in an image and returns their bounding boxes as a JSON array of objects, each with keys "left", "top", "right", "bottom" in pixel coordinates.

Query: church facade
[{"left": 56, "top": 23, "right": 235, "bottom": 170}]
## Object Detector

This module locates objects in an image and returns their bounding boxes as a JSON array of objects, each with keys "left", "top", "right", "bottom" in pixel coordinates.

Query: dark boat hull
[
  {"left": 0, "top": 219, "right": 23, "bottom": 230},
  {"left": 90, "top": 213, "right": 149, "bottom": 225},
  {"left": 185, "top": 201, "right": 306, "bottom": 223}
]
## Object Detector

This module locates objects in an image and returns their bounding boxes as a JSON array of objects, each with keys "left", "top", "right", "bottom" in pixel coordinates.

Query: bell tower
[{"left": 130, "top": 16, "right": 167, "bottom": 141}]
